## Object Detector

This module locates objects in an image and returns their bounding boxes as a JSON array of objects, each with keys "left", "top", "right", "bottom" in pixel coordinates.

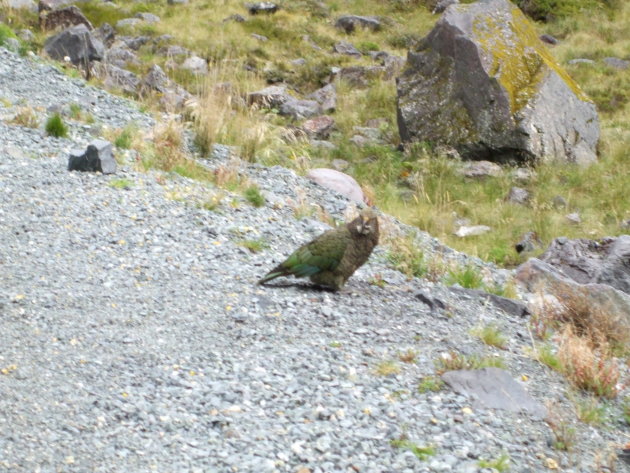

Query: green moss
[{"left": 473, "top": 7, "right": 590, "bottom": 114}]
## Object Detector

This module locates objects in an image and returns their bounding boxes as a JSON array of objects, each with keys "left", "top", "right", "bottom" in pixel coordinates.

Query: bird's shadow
[{"left": 257, "top": 281, "right": 340, "bottom": 293}]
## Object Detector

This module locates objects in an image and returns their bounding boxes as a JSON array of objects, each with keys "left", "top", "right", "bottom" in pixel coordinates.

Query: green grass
[
  {"left": 444, "top": 264, "right": 484, "bottom": 289},
  {"left": 45, "top": 113, "right": 68, "bottom": 138},
  {"left": 573, "top": 396, "right": 608, "bottom": 425},
  {"left": 108, "top": 178, "right": 133, "bottom": 189},
  {"left": 243, "top": 185, "right": 266, "bottom": 207},
  {"left": 2, "top": 0, "right": 625, "bottom": 270},
  {"left": 434, "top": 351, "right": 506, "bottom": 374},
  {"left": 535, "top": 343, "right": 563, "bottom": 372},
  {"left": 471, "top": 324, "right": 508, "bottom": 349},
  {"left": 236, "top": 238, "right": 269, "bottom": 253},
  {"left": 114, "top": 124, "right": 137, "bottom": 149},
  {"left": 390, "top": 439, "right": 436, "bottom": 460},
  {"left": 478, "top": 453, "right": 511, "bottom": 472},
  {"left": 417, "top": 375, "right": 445, "bottom": 393}
]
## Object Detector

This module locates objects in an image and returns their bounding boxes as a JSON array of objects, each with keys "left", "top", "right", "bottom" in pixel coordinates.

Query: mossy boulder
[{"left": 396, "top": 0, "right": 599, "bottom": 165}]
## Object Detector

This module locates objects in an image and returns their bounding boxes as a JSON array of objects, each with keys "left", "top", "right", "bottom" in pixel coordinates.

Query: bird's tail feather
[{"left": 257, "top": 269, "right": 286, "bottom": 285}]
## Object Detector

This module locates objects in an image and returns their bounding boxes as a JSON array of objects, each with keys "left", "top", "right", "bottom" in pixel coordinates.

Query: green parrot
[{"left": 258, "top": 208, "right": 379, "bottom": 290}]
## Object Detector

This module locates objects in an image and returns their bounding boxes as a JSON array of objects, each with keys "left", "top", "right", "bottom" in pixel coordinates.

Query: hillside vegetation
[{"left": 2, "top": 0, "right": 629, "bottom": 267}]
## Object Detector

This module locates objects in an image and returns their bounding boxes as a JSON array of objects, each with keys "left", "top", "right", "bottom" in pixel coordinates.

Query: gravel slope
[{"left": 0, "top": 48, "right": 628, "bottom": 473}]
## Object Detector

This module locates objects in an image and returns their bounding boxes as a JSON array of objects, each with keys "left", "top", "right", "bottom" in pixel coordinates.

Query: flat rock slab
[{"left": 442, "top": 368, "right": 546, "bottom": 418}]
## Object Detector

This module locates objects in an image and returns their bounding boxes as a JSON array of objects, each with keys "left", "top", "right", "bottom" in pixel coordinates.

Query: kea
[{"left": 258, "top": 208, "right": 379, "bottom": 290}]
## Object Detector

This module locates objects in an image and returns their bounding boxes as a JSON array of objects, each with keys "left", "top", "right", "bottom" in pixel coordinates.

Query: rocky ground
[{"left": 0, "top": 47, "right": 628, "bottom": 473}]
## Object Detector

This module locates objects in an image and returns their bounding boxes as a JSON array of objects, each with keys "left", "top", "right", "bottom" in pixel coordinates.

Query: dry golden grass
[{"left": 557, "top": 326, "right": 621, "bottom": 399}]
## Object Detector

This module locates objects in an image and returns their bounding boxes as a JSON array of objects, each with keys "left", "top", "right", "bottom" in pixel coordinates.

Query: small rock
[
  {"left": 291, "top": 58, "right": 306, "bottom": 66},
  {"left": 301, "top": 116, "right": 335, "bottom": 139},
  {"left": 135, "top": 12, "right": 160, "bottom": 23},
  {"left": 251, "top": 33, "right": 268, "bottom": 42},
  {"left": 603, "top": 57, "right": 630, "bottom": 70},
  {"left": 515, "top": 231, "right": 543, "bottom": 254},
  {"left": 248, "top": 2, "right": 278, "bottom": 15},
  {"left": 454, "top": 225, "right": 491, "bottom": 237},
  {"left": 306, "top": 168, "right": 366, "bottom": 203},
  {"left": 68, "top": 140, "right": 116, "bottom": 174},
  {"left": 331, "top": 159, "right": 349, "bottom": 171},
  {"left": 568, "top": 58, "right": 595, "bottom": 65},
  {"left": 565, "top": 212, "right": 581, "bottom": 224},
  {"left": 433, "top": 0, "right": 459, "bottom": 14},
  {"left": 552, "top": 195, "right": 567, "bottom": 209},
  {"left": 459, "top": 160, "right": 502, "bottom": 178},
  {"left": 513, "top": 167, "right": 535, "bottom": 183},
  {"left": 333, "top": 41, "right": 361, "bottom": 57},
  {"left": 539, "top": 34, "right": 558, "bottom": 45},
  {"left": 308, "top": 84, "right": 336, "bottom": 113},
  {"left": 505, "top": 186, "right": 530, "bottom": 205},
  {"left": 223, "top": 14, "right": 246, "bottom": 22},
  {"left": 334, "top": 15, "right": 381, "bottom": 34},
  {"left": 181, "top": 55, "right": 208, "bottom": 75},
  {"left": 116, "top": 18, "right": 142, "bottom": 29}
]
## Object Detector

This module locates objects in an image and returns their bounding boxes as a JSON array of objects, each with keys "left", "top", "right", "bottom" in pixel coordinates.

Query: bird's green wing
[{"left": 282, "top": 229, "right": 349, "bottom": 277}]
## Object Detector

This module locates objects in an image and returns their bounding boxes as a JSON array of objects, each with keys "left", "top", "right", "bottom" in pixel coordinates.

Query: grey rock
[
  {"left": 551, "top": 195, "right": 567, "bottom": 208},
  {"left": 336, "top": 66, "right": 385, "bottom": 88},
  {"left": 539, "top": 34, "right": 558, "bottom": 45},
  {"left": 458, "top": 161, "right": 502, "bottom": 179},
  {"left": 335, "top": 15, "right": 382, "bottom": 34},
  {"left": 565, "top": 212, "right": 581, "bottom": 224},
  {"left": 505, "top": 186, "right": 530, "bottom": 205},
  {"left": 396, "top": 0, "right": 600, "bottom": 165},
  {"left": 603, "top": 57, "right": 629, "bottom": 70},
  {"left": 516, "top": 257, "right": 630, "bottom": 332},
  {"left": 306, "top": 168, "right": 366, "bottom": 203},
  {"left": 449, "top": 287, "right": 531, "bottom": 317},
  {"left": 515, "top": 231, "right": 543, "bottom": 254},
  {"left": 168, "top": 0, "right": 189, "bottom": 4},
  {"left": 159, "top": 44, "right": 190, "bottom": 57},
  {"left": 68, "top": 139, "right": 116, "bottom": 174},
  {"left": 442, "top": 368, "right": 546, "bottom": 418},
  {"left": 433, "top": 0, "right": 459, "bottom": 14},
  {"left": 141, "top": 64, "right": 170, "bottom": 93},
  {"left": 454, "top": 225, "right": 491, "bottom": 237},
  {"left": 104, "top": 46, "right": 139, "bottom": 68},
  {"left": 38, "top": 0, "right": 72, "bottom": 11},
  {"left": 42, "top": 5, "right": 93, "bottom": 32},
  {"left": 223, "top": 13, "right": 246, "bottom": 22},
  {"left": 333, "top": 41, "right": 361, "bottom": 57},
  {"left": 279, "top": 97, "right": 320, "bottom": 120},
  {"left": 94, "top": 63, "right": 140, "bottom": 95},
  {"left": 250, "top": 33, "right": 268, "bottom": 42},
  {"left": 512, "top": 167, "right": 535, "bottom": 183},
  {"left": 18, "top": 29, "right": 36, "bottom": 42},
  {"left": 95, "top": 23, "right": 115, "bottom": 47},
  {"left": 539, "top": 236, "right": 630, "bottom": 295},
  {"left": 181, "top": 55, "right": 208, "bottom": 75},
  {"left": 414, "top": 290, "right": 446, "bottom": 313},
  {"left": 116, "top": 18, "right": 142, "bottom": 29},
  {"left": 568, "top": 58, "right": 595, "bottom": 65},
  {"left": 291, "top": 58, "right": 306, "bottom": 66},
  {"left": 44, "top": 24, "right": 104, "bottom": 65},
  {"left": 309, "top": 139, "right": 336, "bottom": 150},
  {"left": 308, "top": 84, "right": 336, "bottom": 113},
  {"left": 301, "top": 116, "right": 335, "bottom": 139},
  {"left": 247, "top": 2, "right": 278, "bottom": 15},
  {"left": 118, "top": 35, "right": 150, "bottom": 51},
  {"left": 135, "top": 12, "right": 160, "bottom": 23},
  {"left": 247, "top": 85, "right": 291, "bottom": 109}
]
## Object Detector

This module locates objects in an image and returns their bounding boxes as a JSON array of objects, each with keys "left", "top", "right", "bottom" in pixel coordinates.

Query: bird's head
[{"left": 352, "top": 207, "right": 379, "bottom": 237}]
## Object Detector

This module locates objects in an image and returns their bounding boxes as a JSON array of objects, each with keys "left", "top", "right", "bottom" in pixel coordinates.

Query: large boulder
[
  {"left": 41, "top": 5, "right": 93, "bottom": 31},
  {"left": 44, "top": 24, "right": 104, "bottom": 65},
  {"left": 538, "top": 236, "right": 630, "bottom": 295},
  {"left": 306, "top": 169, "right": 366, "bottom": 204},
  {"left": 396, "top": 0, "right": 599, "bottom": 165}
]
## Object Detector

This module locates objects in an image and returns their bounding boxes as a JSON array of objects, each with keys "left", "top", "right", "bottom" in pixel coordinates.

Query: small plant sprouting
[
  {"left": 386, "top": 234, "right": 426, "bottom": 279},
  {"left": 390, "top": 438, "right": 436, "bottom": 460},
  {"left": 10, "top": 106, "right": 39, "bottom": 128},
  {"left": 45, "top": 113, "right": 68, "bottom": 138},
  {"left": 108, "top": 178, "right": 133, "bottom": 189},
  {"left": 201, "top": 193, "right": 223, "bottom": 211},
  {"left": 573, "top": 396, "right": 608, "bottom": 425},
  {"left": 237, "top": 238, "right": 269, "bottom": 253},
  {"left": 244, "top": 185, "right": 265, "bottom": 207},
  {"left": 115, "top": 124, "right": 137, "bottom": 149},
  {"left": 444, "top": 264, "right": 484, "bottom": 289},
  {"left": 434, "top": 351, "right": 506, "bottom": 374},
  {"left": 471, "top": 323, "right": 508, "bottom": 349},
  {"left": 546, "top": 409, "right": 577, "bottom": 451},
  {"left": 478, "top": 453, "right": 510, "bottom": 472},
  {"left": 535, "top": 343, "right": 563, "bottom": 372},
  {"left": 398, "top": 349, "right": 417, "bottom": 364},
  {"left": 417, "top": 376, "right": 445, "bottom": 393},
  {"left": 374, "top": 360, "right": 401, "bottom": 377}
]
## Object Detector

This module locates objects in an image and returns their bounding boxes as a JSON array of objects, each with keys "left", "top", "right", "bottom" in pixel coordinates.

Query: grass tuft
[
  {"left": 434, "top": 351, "right": 506, "bottom": 374},
  {"left": 243, "top": 185, "right": 266, "bottom": 207},
  {"left": 45, "top": 113, "right": 68, "bottom": 138},
  {"left": 471, "top": 324, "right": 508, "bottom": 349}
]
